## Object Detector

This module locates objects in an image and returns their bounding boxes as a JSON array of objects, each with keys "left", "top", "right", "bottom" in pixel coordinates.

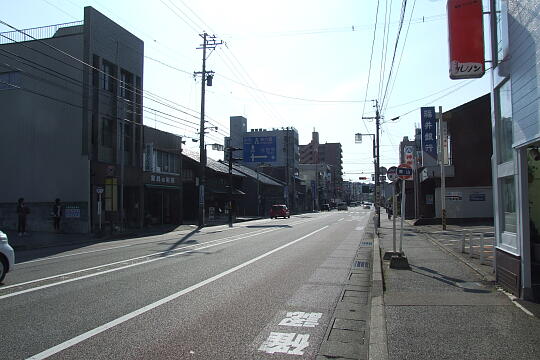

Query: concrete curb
[{"left": 369, "top": 231, "right": 388, "bottom": 360}]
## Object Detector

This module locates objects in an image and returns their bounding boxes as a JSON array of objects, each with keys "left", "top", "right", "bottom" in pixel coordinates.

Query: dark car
[
  {"left": 337, "top": 203, "right": 348, "bottom": 211},
  {"left": 321, "top": 204, "right": 331, "bottom": 211},
  {"left": 270, "top": 204, "right": 290, "bottom": 219}
]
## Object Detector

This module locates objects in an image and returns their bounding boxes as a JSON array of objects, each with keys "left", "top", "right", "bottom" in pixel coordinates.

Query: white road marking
[
  {"left": 278, "top": 312, "right": 322, "bottom": 328},
  {"left": 258, "top": 332, "right": 310, "bottom": 355},
  {"left": 4, "top": 218, "right": 319, "bottom": 293},
  {"left": 355, "top": 226, "right": 365, "bottom": 231},
  {"left": 0, "top": 229, "right": 277, "bottom": 299},
  {"left": 26, "top": 226, "right": 329, "bottom": 360},
  {"left": 337, "top": 218, "right": 345, "bottom": 222},
  {"left": 18, "top": 218, "right": 309, "bottom": 265}
]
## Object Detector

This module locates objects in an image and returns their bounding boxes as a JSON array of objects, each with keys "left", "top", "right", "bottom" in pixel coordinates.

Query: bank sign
[
  {"left": 420, "top": 107, "right": 438, "bottom": 166},
  {"left": 243, "top": 136, "right": 277, "bottom": 163}
]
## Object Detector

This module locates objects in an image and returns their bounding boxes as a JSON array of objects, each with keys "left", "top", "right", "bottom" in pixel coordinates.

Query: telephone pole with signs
[
  {"left": 195, "top": 33, "right": 222, "bottom": 227},
  {"left": 362, "top": 100, "right": 381, "bottom": 231}
]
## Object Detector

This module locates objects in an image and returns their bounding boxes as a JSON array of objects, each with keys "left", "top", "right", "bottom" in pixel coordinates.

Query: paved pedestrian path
[{"left": 373, "top": 216, "right": 540, "bottom": 360}]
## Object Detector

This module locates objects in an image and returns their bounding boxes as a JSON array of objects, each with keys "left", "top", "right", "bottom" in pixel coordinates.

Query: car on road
[
  {"left": 363, "top": 203, "right": 371, "bottom": 209},
  {"left": 337, "top": 203, "right": 348, "bottom": 211},
  {"left": 0, "top": 230, "right": 15, "bottom": 283},
  {"left": 321, "top": 204, "right": 331, "bottom": 211},
  {"left": 270, "top": 204, "right": 290, "bottom": 219}
]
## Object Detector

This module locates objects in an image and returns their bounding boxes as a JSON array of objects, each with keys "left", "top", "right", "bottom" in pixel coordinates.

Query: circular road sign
[
  {"left": 387, "top": 166, "right": 398, "bottom": 182},
  {"left": 397, "top": 164, "right": 413, "bottom": 181},
  {"left": 379, "top": 166, "right": 388, "bottom": 176}
]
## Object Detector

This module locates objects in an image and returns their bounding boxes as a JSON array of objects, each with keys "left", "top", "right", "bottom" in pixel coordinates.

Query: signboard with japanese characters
[
  {"left": 420, "top": 107, "right": 438, "bottom": 166},
  {"left": 447, "top": 0, "right": 485, "bottom": 79},
  {"left": 404, "top": 146, "right": 414, "bottom": 168}
]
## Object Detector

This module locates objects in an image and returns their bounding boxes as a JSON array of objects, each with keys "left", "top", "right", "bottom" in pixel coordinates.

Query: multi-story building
[
  {"left": 488, "top": 0, "right": 540, "bottom": 300},
  {"left": 0, "top": 7, "right": 144, "bottom": 233},
  {"left": 225, "top": 116, "right": 300, "bottom": 212},
  {"left": 299, "top": 131, "right": 344, "bottom": 202}
]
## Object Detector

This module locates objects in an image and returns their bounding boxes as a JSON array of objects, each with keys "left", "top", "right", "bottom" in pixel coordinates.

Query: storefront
[{"left": 143, "top": 173, "right": 182, "bottom": 226}]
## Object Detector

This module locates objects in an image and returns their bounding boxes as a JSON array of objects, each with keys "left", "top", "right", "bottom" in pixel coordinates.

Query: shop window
[
  {"left": 501, "top": 176, "right": 517, "bottom": 233},
  {"left": 497, "top": 80, "right": 513, "bottom": 164}
]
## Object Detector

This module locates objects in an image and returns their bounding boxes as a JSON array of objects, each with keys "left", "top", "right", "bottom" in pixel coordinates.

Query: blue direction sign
[{"left": 243, "top": 136, "right": 277, "bottom": 163}]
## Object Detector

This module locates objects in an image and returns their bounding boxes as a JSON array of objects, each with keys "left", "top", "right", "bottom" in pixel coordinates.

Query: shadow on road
[{"left": 409, "top": 264, "right": 491, "bottom": 294}]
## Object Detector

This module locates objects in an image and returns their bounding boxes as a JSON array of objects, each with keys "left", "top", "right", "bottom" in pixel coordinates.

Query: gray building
[
  {"left": 0, "top": 7, "right": 144, "bottom": 233},
  {"left": 225, "top": 116, "right": 300, "bottom": 211}
]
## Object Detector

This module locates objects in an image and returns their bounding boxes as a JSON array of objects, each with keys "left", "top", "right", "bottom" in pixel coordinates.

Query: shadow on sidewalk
[{"left": 409, "top": 264, "right": 491, "bottom": 294}]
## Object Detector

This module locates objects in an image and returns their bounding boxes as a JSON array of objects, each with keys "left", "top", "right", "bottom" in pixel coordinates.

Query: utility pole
[
  {"left": 195, "top": 32, "right": 222, "bottom": 228},
  {"left": 227, "top": 146, "right": 242, "bottom": 227},
  {"left": 438, "top": 106, "right": 447, "bottom": 230},
  {"left": 362, "top": 100, "right": 381, "bottom": 231}
]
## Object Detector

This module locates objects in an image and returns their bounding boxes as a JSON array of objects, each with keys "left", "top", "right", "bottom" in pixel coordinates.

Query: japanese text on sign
[{"left": 421, "top": 107, "right": 438, "bottom": 166}]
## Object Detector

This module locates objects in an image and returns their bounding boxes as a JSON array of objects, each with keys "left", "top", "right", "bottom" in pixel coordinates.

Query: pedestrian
[
  {"left": 16, "top": 198, "right": 30, "bottom": 236},
  {"left": 52, "top": 198, "right": 62, "bottom": 232},
  {"left": 387, "top": 206, "right": 393, "bottom": 220}
]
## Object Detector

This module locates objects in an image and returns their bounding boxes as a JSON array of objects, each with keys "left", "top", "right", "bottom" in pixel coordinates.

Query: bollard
[
  {"left": 480, "top": 233, "right": 485, "bottom": 264},
  {"left": 461, "top": 231, "right": 466, "bottom": 253},
  {"left": 469, "top": 231, "right": 474, "bottom": 258}
]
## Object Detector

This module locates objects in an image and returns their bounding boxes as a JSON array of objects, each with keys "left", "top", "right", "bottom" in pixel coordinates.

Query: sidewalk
[
  {"left": 373, "top": 216, "right": 540, "bottom": 360},
  {"left": 5, "top": 216, "right": 263, "bottom": 251}
]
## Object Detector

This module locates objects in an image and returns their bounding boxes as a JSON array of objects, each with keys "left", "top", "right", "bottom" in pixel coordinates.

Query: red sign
[
  {"left": 447, "top": 0, "right": 485, "bottom": 79},
  {"left": 397, "top": 164, "right": 413, "bottom": 181}
]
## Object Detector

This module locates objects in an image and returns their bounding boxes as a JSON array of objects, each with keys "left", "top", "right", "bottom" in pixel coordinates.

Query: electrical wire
[{"left": 361, "top": 0, "right": 381, "bottom": 129}]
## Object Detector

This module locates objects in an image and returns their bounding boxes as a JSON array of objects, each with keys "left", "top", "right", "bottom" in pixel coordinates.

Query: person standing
[
  {"left": 16, "top": 198, "right": 29, "bottom": 236},
  {"left": 52, "top": 198, "right": 62, "bottom": 232}
]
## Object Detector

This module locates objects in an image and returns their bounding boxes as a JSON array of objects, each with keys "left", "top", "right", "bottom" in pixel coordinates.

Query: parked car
[
  {"left": 270, "top": 204, "right": 290, "bottom": 219},
  {"left": 0, "top": 230, "right": 15, "bottom": 283},
  {"left": 321, "top": 204, "right": 331, "bottom": 211},
  {"left": 337, "top": 203, "right": 348, "bottom": 211}
]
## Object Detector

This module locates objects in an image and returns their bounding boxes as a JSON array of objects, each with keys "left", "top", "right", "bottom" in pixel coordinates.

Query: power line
[{"left": 361, "top": 0, "right": 381, "bottom": 130}]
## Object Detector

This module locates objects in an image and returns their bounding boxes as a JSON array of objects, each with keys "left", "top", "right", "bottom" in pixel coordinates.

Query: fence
[
  {"left": 0, "top": 21, "right": 83, "bottom": 45},
  {"left": 460, "top": 230, "right": 496, "bottom": 269}
]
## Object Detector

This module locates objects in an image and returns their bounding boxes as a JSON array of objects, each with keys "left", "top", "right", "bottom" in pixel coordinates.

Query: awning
[
  {"left": 144, "top": 184, "right": 181, "bottom": 190},
  {"left": 206, "top": 186, "right": 246, "bottom": 195}
]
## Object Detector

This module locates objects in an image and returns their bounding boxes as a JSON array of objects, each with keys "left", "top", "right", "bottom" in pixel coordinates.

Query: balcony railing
[{"left": 0, "top": 20, "right": 83, "bottom": 45}]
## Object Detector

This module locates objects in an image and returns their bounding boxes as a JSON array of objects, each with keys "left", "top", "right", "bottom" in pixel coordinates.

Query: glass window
[
  {"left": 101, "top": 117, "right": 113, "bottom": 148},
  {"left": 497, "top": 80, "right": 513, "bottom": 163},
  {"left": 0, "top": 71, "right": 21, "bottom": 90},
  {"left": 494, "top": 0, "right": 509, "bottom": 65},
  {"left": 501, "top": 176, "right": 516, "bottom": 233},
  {"left": 101, "top": 61, "right": 115, "bottom": 92}
]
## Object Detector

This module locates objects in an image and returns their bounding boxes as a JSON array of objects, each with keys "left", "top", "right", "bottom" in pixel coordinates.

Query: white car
[{"left": 0, "top": 230, "right": 15, "bottom": 283}]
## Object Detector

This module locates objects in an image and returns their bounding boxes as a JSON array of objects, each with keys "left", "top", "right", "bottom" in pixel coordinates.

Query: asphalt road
[{"left": 0, "top": 208, "right": 372, "bottom": 359}]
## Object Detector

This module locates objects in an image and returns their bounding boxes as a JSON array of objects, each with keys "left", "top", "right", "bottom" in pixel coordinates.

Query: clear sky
[{"left": 1, "top": 0, "right": 492, "bottom": 182}]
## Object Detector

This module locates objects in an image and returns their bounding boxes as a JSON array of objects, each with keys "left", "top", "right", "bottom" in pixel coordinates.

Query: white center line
[{"left": 26, "top": 226, "right": 329, "bottom": 360}]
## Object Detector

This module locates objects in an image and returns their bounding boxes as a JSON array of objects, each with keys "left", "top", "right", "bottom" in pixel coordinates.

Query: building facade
[
  {"left": 488, "top": 0, "right": 540, "bottom": 300},
  {"left": 0, "top": 7, "right": 144, "bottom": 233}
]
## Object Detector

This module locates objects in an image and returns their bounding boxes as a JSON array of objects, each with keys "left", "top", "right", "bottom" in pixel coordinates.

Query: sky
[{"left": 1, "top": 0, "right": 492, "bottom": 182}]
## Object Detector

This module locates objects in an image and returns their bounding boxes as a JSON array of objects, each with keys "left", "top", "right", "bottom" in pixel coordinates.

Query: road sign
[
  {"left": 243, "top": 136, "right": 277, "bottom": 163},
  {"left": 404, "top": 146, "right": 415, "bottom": 167},
  {"left": 387, "top": 166, "right": 397, "bottom": 182},
  {"left": 96, "top": 187, "right": 104, "bottom": 194},
  {"left": 379, "top": 166, "right": 388, "bottom": 176},
  {"left": 397, "top": 164, "right": 413, "bottom": 181}
]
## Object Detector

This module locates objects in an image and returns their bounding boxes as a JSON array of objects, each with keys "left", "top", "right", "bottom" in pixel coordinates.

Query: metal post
[
  {"left": 375, "top": 102, "right": 381, "bottom": 230},
  {"left": 438, "top": 106, "right": 447, "bottom": 230},
  {"left": 257, "top": 168, "right": 260, "bottom": 217},
  {"left": 480, "top": 233, "right": 485, "bottom": 264},
  {"left": 469, "top": 231, "right": 474, "bottom": 258},
  {"left": 399, "top": 179, "right": 405, "bottom": 253},
  {"left": 228, "top": 148, "right": 233, "bottom": 227},
  {"left": 392, "top": 181, "right": 397, "bottom": 253},
  {"left": 461, "top": 231, "right": 466, "bottom": 253}
]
